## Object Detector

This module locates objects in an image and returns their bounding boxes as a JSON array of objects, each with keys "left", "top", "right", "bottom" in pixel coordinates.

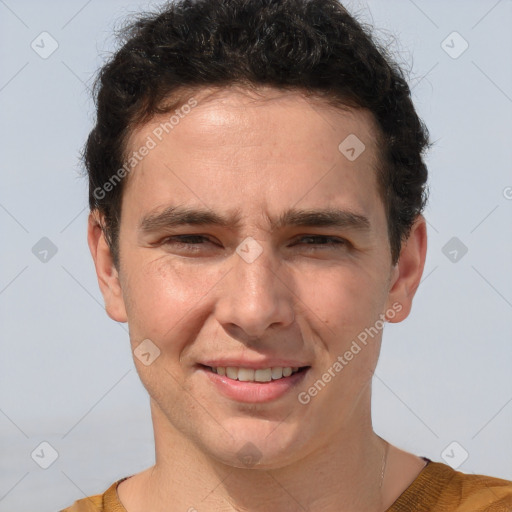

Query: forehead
[
  {"left": 133, "top": 85, "right": 381, "bottom": 152},
  {"left": 121, "top": 86, "right": 385, "bottom": 228}
]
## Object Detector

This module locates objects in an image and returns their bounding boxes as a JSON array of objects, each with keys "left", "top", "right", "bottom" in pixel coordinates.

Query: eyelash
[{"left": 160, "top": 235, "right": 348, "bottom": 251}]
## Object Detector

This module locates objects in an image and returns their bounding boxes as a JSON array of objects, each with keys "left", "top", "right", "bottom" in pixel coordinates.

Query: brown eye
[
  {"left": 163, "top": 235, "right": 210, "bottom": 245},
  {"left": 160, "top": 235, "right": 214, "bottom": 254},
  {"left": 295, "top": 236, "right": 347, "bottom": 247}
]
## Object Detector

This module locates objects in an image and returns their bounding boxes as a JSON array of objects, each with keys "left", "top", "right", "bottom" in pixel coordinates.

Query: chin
[{"left": 199, "top": 417, "right": 311, "bottom": 470}]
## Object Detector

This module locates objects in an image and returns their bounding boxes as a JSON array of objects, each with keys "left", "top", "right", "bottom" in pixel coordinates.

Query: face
[{"left": 89, "top": 87, "right": 425, "bottom": 469}]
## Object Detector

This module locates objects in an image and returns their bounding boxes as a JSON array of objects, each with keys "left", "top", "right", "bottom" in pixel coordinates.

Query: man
[{"left": 62, "top": 0, "right": 512, "bottom": 510}]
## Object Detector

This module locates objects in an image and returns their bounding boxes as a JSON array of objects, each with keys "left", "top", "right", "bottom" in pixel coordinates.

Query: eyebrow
[{"left": 139, "top": 205, "right": 371, "bottom": 235}]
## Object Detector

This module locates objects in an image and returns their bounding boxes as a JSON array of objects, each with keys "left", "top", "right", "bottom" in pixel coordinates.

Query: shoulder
[
  {"left": 60, "top": 493, "right": 104, "bottom": 512},
  {"left": 438, "top": 463, "right": 512, "bottom": 512},
  {"left": 388, "top": 459, "right": 512, "bottom": 512},
  {"left": 59, "top": 478, "right": 128, "bottom": 512},
  {"left": 404, "top": 461, "right": 512, "bottom": 512}
]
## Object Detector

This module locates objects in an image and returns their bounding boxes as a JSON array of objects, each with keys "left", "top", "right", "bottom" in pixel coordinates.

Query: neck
[{"left": 136, "top": 396, "right": 389, "bottom": 512}]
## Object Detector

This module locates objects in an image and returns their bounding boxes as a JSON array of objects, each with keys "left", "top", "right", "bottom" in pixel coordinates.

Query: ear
[
  {"left": 87, "top": 210, "right": 128, "bottom": 323},
  {"left": 384, "top": 215, "right": 427, "bottom": 323}
]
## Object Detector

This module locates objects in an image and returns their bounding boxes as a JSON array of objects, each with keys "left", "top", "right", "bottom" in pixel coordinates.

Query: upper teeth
[{"left": 211, "top": 367, "right": 300, "bottom": 382}]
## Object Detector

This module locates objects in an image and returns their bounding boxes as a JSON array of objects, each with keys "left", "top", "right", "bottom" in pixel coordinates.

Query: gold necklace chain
[{"left": 379, "top": 440, "right": 390, "bottom": 489}]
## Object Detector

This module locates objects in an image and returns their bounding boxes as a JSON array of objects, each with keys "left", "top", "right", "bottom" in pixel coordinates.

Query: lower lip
[{"left": 199, "top": 366, "right": 309, "bottom": 403}]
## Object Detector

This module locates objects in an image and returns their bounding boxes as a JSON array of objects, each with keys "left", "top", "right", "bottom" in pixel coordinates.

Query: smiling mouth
[{"left": 200, "top": 365, "right": 310, "bottom": 383}]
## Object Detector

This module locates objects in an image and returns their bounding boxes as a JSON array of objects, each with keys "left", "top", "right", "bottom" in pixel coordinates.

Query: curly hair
[{"left": 85, "top": 0, "right": 430, "bottom": 268}]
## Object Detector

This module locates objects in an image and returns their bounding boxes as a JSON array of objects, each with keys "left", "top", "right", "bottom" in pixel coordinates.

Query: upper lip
[{"left": 199, "top": 359, "right": 311, "bottom": 369}]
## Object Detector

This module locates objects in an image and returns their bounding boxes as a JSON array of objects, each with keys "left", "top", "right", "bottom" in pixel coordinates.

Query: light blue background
[{"left": 0, "top": 0, "right": 511, "bottom": 510}]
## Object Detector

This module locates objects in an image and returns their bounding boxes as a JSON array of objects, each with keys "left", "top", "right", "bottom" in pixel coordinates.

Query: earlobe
[
  {"left": 87, "top": 211, "right": 128, "bottom": 323},
  {"left": 385, "top": 215, "right": 427, "bottom": 323}
]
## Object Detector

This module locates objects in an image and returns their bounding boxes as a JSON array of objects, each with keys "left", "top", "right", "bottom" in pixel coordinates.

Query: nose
[{"left": 214, "top": 241, "right": 295, "bottom": 341}]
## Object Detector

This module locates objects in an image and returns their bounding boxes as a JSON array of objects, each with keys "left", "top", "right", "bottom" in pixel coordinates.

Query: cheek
[
  {"left": 123, "top": 254, "right": 227, "bottom": 347},
  {"left": 299, "top": 268, "right": 387, "bottom": 396},
  {"left": 297, "top": 263, "right": 388, "bottom": 337}
]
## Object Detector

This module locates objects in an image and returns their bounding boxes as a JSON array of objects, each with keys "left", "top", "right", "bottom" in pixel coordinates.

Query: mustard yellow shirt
[{"left": 60, "top": 458, "right": 512, "bottom": 511}]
